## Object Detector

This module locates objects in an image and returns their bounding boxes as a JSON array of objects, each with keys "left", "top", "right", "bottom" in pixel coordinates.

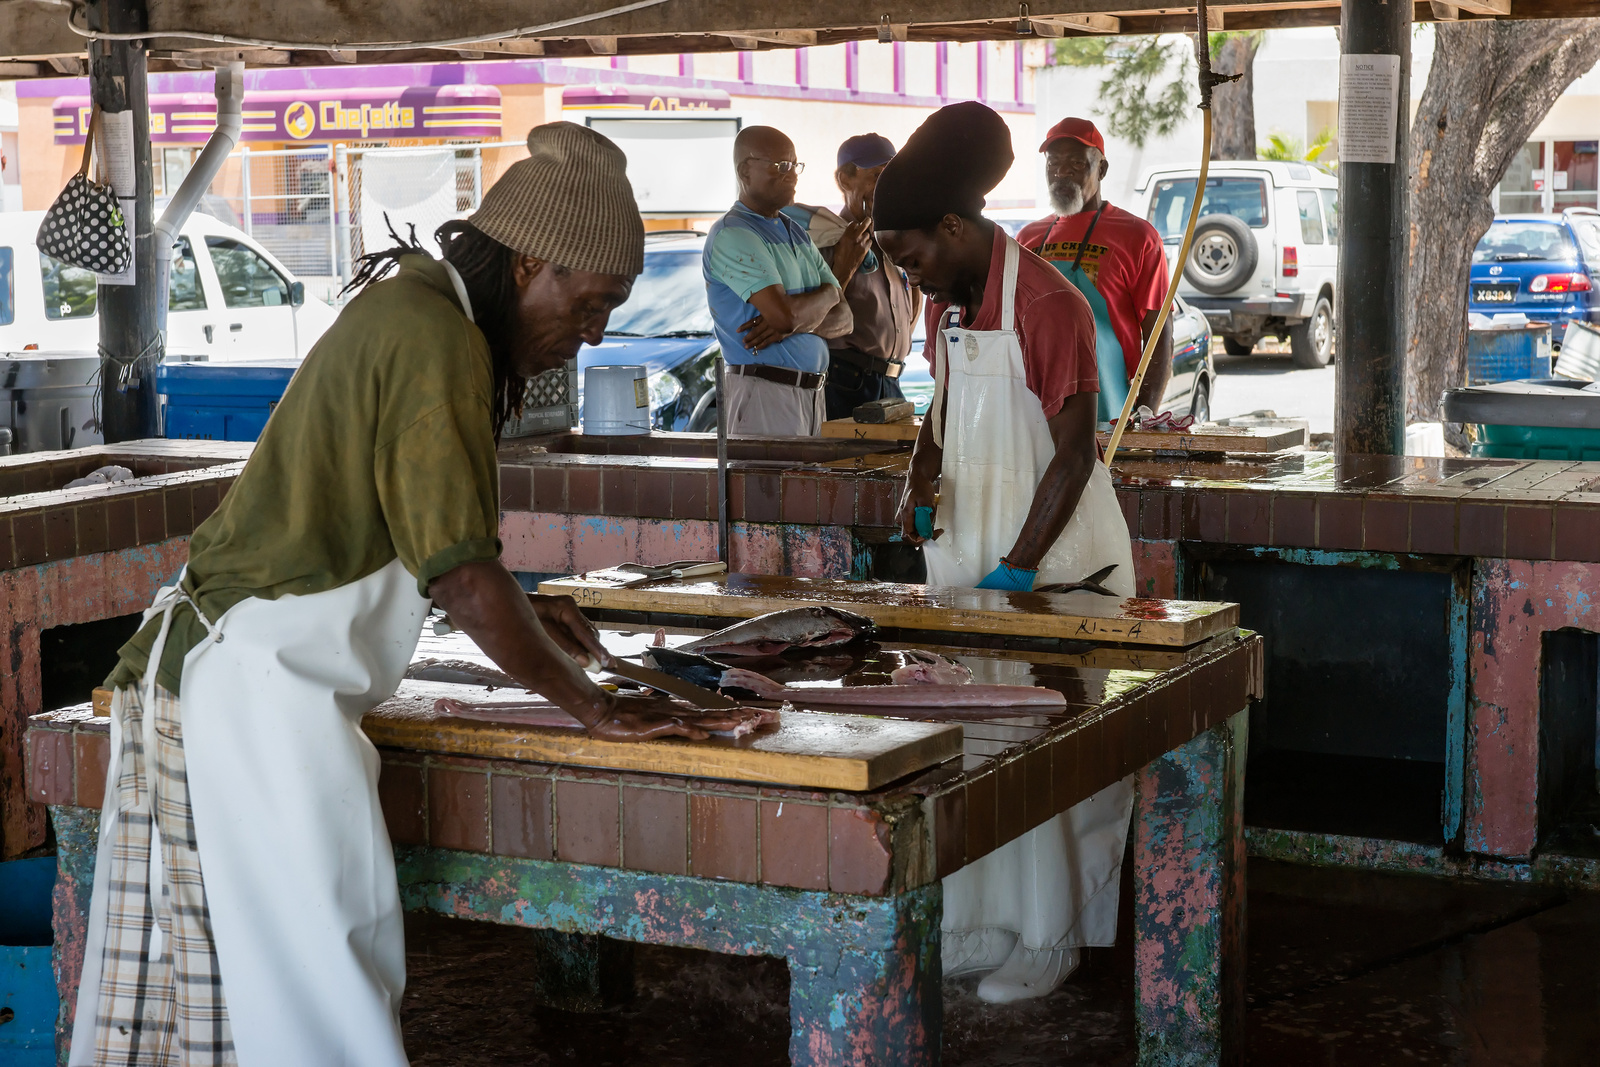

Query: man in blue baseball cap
[{"left": 783, "top": 133, "right": 921, "bottom": 420}]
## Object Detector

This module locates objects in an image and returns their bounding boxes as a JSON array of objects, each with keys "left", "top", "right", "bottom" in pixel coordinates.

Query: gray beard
[{"left": 1049, "top": 183, "right": 1085, "bottom": 217}]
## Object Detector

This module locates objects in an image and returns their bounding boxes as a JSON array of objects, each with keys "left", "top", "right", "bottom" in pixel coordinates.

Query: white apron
[
  {"left": 71, "top": 558, "right": 431, "bottom": 1066},
  {"left": 927, "top": 235, "right": 1136, "bottom": 952}
]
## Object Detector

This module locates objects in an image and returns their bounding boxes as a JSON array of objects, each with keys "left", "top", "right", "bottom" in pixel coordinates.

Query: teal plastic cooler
[
  {"left": 1441, "top": 378, "right": 1600, "bottom": 460},
  {"left": 0, "top": 857, "right": 58, "bottom": 1066}
]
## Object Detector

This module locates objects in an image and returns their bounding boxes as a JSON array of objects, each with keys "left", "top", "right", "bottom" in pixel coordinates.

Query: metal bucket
[
  {"left": 1465, "top": 322, "right": 1552, "bottom": 385},
  {"left": 1556, "top": 319, "right": 1600, "bottom": 383},
  {"left": 582, "top": 364, "right": 651, "bottom": 436}
]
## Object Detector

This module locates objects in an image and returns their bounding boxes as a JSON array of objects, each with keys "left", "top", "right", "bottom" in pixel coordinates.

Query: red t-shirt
[
  {"left": 921, "top": 228, "right": 1097, "bottom": 419},
  {"left": 1017, "top": 203, "right": 1167, "bottom": 382}
]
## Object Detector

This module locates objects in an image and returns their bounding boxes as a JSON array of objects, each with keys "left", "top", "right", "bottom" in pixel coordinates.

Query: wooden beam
[
  {"left": 46, "top": 55, "right": 83, "bottom": 74},
  {"left": 1429, "top": 1, "right": 1461, "bottom": 18},
  {"left": 1454, "top": 0, "right": 1511, "bottom": 13},
  {"left": 727, "top": 28, "right": 819, "bottom": 45},
  {"left": 725, "top": 34, "right": 760, "bottom": 49},
  {"left": 0, "top": 60, "right": 45, "bottom": 75},
  {"left": 325, "top": 48, "right": 357, "bottom": 63},
  {"left": 586, "top": 35, "right": 619, "bottom": 54},
  {"left": 1030, "top": 13, "right": 1121, "bottom": 33},
  {"left": 465, "top": 38, "right": 546, "bottom": 55}
]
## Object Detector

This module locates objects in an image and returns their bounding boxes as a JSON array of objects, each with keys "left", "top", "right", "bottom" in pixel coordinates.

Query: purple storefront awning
[
  {"left": 561, "top": 85, "right": 729, "bottom": 111},
  {"left": 52, "top": 84, "right": 501, "bottom": 145}
]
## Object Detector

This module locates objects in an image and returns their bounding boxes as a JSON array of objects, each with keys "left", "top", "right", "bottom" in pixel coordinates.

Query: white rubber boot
[
  {"left": 940, "top": 927, "right": 1019, "bottom": 979},
  {"left": 975, "top": 944, "right": 1081, "bottom": 1003}
]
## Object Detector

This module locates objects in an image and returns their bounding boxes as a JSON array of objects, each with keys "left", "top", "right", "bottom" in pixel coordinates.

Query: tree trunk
[
  {"left": 1406, "top": 20, "right": 1600, "bottom": 426},
  {"left": 1210, "top": 34, "right": 1261, "bottom": 161}
]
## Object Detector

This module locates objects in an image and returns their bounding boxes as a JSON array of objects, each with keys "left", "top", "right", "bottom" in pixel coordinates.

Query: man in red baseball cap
[{"left": 1018, "top": 117, "right": 1172, "bottom": 423}]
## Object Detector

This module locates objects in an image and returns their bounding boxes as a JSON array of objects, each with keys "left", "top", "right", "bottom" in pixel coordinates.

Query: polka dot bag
[{"left": 35, "top": 106, "right": 131, "bottom": 275}]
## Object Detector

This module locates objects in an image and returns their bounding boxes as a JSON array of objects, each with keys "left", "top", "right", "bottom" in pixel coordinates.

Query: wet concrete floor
[{"left": 401, "top": 860, "right": 1600, "bottom": 1065}]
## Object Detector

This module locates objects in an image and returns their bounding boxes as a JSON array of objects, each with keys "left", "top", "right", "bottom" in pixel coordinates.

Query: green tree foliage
[
  {"left": 1054, "top": 36, "right": 1190, "bottom": 148},
  {"left": 1257, "top": 128, "right": 1335, "bottom": 169}
]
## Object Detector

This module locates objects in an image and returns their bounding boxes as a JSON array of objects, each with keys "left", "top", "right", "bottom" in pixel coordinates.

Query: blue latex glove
[
  {"left": 976, "top": 559, "right": 1038, "bottom": 592},
  {"left": 913, "top": 506, "right": 936, "bottom": 540}
]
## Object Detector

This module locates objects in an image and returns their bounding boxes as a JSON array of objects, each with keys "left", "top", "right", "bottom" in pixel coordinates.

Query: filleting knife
[{"left": 589, "top": 657, "right": 739, "bottom": 710}]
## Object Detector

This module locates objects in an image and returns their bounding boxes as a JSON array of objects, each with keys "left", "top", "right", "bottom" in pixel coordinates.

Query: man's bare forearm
[
  {"left": 429, "top": 560, "right": 608, "bottom": 728},
  {"left": 1004, "top": 448, "right": 1093, "bottom": 569},
  {"left": 1133, "top": 311, "right": 1174, "bottom": 411}
]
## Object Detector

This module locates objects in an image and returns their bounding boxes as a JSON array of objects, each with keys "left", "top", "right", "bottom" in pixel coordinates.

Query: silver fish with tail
[{"left": 680, "top": 606, "right": 876, "bottom": 657}]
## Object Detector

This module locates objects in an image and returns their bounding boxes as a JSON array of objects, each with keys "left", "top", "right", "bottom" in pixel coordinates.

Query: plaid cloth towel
[{"left": 89, "top": 685, "right": 235, "bottom": 1066}]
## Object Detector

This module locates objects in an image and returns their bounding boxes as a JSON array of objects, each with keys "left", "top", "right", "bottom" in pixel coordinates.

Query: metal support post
[
  {"left": 1335, "top": 0, "right": 1411, "bottom": 456},
  {"left": 716, "top": 354, "right": 729, "bottom": 563},
  {"left": 239, "top": 145, "right": 252, "bottom": 236},
  {"left": 88, "top": 0, "right": 159, "bottom": 442}
]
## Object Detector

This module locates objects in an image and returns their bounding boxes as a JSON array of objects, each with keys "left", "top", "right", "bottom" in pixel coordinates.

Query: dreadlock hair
[{"left": 341, "top": 215, "right": 545, "bottom": 441}]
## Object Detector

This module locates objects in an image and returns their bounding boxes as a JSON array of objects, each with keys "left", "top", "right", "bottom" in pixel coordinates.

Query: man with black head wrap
[{"left": 874, "top": 101, "right": 1137, "bottom": 1004}]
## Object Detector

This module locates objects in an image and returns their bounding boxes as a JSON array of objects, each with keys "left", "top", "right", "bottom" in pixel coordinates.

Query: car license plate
[{"left": 1472, "top": 283, "right": 1518, "bottom": 303}]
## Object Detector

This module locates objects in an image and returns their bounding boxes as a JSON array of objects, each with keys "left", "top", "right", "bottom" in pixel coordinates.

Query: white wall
[{"left": 1033, "top": 25, "right": 1597, "bottom": 212}]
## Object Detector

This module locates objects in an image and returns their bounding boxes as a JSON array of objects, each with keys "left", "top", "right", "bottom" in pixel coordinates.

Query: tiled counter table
[
  {"left": 30, "top": 582, "right": 1261, "bottom": 1067},
  {"left": 0, "top": 440, "right": 251, "bottom": 860},
  {"left": 1110, "top": 452, "right": 1600, "bottom": 878}
]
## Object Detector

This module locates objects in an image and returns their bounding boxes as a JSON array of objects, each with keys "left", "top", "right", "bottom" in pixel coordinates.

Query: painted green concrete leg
[
  {"left": 520, "top": 929, "right": 634, "bottom": 1011},
  {"left": 48, "top": 805, "right": 100, "bottom": 1067},
  {"left": 785, "top": 891, "right": 942, "bottom": 1067},
  {"left": 1132, "top": 711, "right": 1247, "bottom": 1067},
  {"left": 395, "top": 848, "right": 942, "bottom": 1066}
]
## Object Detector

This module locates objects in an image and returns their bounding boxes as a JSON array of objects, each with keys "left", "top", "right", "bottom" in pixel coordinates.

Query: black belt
[
  {"left": 730, "top": 363, "right": 824, "bottom": 390},
  {"left": 829, "top": 348, "right": 906, "bottom": 380}
]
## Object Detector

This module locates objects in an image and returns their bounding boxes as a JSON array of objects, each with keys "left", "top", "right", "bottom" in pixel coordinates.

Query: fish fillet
[
  {"left": 432, "top": 697, "right": 779, "bottom": 738},
  {"left": 717, "top": 668, "right": 1064, "bottom": 710},
  {"left": 888, "top": 649, "right": 974, "bottom": 686}
]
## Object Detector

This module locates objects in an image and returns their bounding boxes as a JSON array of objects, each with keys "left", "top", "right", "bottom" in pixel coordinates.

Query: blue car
[
  {"left": 579, "top": 231, "right": 721, "bottom": 432},
  {"left": 1469, "top": 210, "right": 1600, "bottom": 345}
]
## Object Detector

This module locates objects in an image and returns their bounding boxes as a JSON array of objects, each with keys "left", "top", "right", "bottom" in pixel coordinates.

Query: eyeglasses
[{"left": 748, "top": 157, "right": 805, "bottom": 176}]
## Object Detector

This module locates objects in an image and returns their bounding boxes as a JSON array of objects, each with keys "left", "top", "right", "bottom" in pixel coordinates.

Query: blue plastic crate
[
  {"left": 1, "top": 858, "right": 58, "bottom": 1066},
  {"left": 157, "top": 360, "right": 300, "bottom": 443}
]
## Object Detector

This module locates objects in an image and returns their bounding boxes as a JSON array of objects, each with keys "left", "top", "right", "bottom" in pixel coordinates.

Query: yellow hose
[{"left": 1105, "top": 107, "right": 1214, "bottom": 466}]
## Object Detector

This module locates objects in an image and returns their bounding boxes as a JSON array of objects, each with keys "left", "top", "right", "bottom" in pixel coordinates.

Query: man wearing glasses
[{"left": 703, "top": 126, "right": 846, "bottom": 435}]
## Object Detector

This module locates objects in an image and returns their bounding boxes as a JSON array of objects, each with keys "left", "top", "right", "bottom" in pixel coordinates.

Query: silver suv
[{"left": 1135, "top": 161, "right": 1338, "bottom": 369}]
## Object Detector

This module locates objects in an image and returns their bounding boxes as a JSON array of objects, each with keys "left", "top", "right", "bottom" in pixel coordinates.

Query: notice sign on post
[{"left": 1338, "top": 54, "right": 1401, "bottom": 165}]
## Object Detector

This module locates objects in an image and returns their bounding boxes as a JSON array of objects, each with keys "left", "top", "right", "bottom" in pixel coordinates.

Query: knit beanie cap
[{"left": 468, "top": 122, "right": 645, "bottom": 276}]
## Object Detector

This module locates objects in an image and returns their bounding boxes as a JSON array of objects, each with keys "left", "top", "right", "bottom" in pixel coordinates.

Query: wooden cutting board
[
  {"left": 820, "top": 416, "right": 921, "bottom": 442},
  {"left": 1100, "top": 425, "right": 1306, "bottom": 453},
  {"left": 539, "top": 571, "right": 1237, "bottom": 647},
  {"left": 364, "top": 681, "right": 962, "bottom": 791}
]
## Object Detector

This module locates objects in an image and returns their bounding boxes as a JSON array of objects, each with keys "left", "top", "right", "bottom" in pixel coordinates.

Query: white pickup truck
[
  {"left": 0, "top": 209, "right": 336, "bottom": 361},
  {"left": 1134, "top": 161, "right": 1338, "bottom": 369}
]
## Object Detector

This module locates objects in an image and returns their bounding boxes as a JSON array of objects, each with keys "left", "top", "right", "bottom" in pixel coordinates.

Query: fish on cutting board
[
  {"left": 432, "top": 696, "right": 780, "bottom": 738},
  {"left": 407, "top": 659, "right": 521, "bottom": 688},
  {"left": 678, "top": 606, "right": 876, "bottom": 657}
]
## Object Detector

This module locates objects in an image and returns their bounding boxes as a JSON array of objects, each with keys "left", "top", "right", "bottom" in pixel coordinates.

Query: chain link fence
[{"left": 207, "top": 146, "right": 339, "bottom": 280}]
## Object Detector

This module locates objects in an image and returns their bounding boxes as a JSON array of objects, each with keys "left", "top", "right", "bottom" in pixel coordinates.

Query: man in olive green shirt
[{"left": 75, "top": 124, "right": 757, "bottom": 1067}]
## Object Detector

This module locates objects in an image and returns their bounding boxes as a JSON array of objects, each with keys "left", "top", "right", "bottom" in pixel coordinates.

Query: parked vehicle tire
[
  {"left": 1289, "top": 294, "right": 1335, "bottom": 368},
  {"left": 1184, "top": 214, "right": 1258, "bottom": 295},
  {"left": 1222, "top": 337, "right": 1254, "bottom": 356},
  {"left": 1189, "top": 376, "right": 1211, "bottom": 425}
]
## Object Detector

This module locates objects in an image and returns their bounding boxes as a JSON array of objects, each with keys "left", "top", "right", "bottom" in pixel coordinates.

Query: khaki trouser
[{"left": 727, "top": 369, "right": 826, "bottom": 436}]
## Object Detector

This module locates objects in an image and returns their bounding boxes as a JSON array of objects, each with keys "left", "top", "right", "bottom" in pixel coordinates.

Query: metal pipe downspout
[{"left": 153, "top": 61, "right": 244, "bottom": 338}]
